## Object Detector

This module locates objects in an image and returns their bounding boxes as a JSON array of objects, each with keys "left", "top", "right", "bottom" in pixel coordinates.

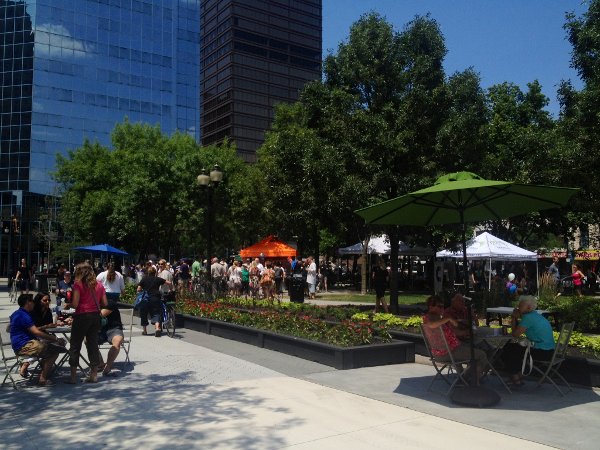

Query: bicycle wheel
[
  {"left": 9, "top": 281, "right": 17, "bottom": 303},
  {"left": 163, "top": 304, "right": 176, "bottom": 338}
]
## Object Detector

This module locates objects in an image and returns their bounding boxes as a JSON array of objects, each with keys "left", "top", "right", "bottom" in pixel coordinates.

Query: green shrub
[
  {"left": 551, "top": 297, "right": 600, "bottom": 333},
  {"left": 537, "top": 272, "right": 560, "bottom": 310}
]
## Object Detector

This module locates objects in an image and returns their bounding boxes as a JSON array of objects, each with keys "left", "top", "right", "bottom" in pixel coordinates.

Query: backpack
[
  {"left": 261, "top": 269, "right": 273, "bottom": 285},
  {"left": 134, "top": 290, "right": 149, "bottom": 310}
]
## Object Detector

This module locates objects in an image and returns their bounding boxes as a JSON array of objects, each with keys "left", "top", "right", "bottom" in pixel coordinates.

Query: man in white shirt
[{"left": 306, "top": 256, "right": 317, "bottom": 299}]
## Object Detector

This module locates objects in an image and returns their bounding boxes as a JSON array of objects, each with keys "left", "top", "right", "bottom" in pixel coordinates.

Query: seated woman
[
  {"left": 422, "top": 295, "right": 488, "bottom": 383},
  {"left": 501, "top": 295, "right": 555, "bottom": 387},
  {"left": 31, "top": 292, "right": 55, "bottom": 330},
  {"left": 98, "top": 295, "right": 124, "bottom": 377}
]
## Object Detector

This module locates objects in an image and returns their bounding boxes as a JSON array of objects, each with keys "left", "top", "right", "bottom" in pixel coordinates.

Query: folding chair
[
  {"left": 420, "top": 324, "right": 470, "bottom": 395},
  {"left": 121, "top": 307, "right": 134, "bottom": 367},
  {"left": 530, "top": 322, "right": 575, "bottom": 396}
]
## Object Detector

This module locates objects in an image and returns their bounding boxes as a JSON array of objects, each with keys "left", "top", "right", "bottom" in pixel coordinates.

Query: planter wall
[{"left": 181, "top": 314, "right": 415, "bottom": 370}]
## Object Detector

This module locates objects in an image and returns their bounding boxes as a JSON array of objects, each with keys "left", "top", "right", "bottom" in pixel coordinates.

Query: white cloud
[{"left": 35, "top": 23, "right": 94, "bottom": 57}]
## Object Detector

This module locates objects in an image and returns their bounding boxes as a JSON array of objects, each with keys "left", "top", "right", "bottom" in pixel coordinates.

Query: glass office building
[
  {"left": 0, "top": 0, "right": 200, "bottom": 274},
  {"left": 200, "top": 0, "right": 322, "bottom": 161}
]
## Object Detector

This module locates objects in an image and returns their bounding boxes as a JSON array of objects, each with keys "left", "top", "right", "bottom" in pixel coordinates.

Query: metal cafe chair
[
  {"left": 530, "top": 322, "right": 575, "bottom": 396},
  {"left": 420, "top": 324, "right": 470, "bottom": 395}
]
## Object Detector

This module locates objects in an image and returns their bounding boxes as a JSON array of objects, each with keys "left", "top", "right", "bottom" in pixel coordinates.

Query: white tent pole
[{"left": 489, "top": 258, "right": 492, "bottom": 290}]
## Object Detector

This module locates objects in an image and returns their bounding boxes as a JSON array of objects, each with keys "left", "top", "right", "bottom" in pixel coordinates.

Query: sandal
[{"left": 19, "top": 370, "right": 31, "bottom": 379}]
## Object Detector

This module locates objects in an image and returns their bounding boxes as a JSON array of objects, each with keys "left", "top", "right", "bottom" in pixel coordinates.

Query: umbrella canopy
[
  {"left": 436, "top": 232, "right": 537, "bottom": 261},
  {"left": 73, "top": 244, "right": 129, "bottom": 255},
  {"left": 239, "top": 235, "right": 297, "bottom": 259},
  {"left": 356, "top": 172, "right": 579, "bottom": 226}
]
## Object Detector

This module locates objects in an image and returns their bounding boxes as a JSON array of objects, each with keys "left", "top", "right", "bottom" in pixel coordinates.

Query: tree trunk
[{"left": 361, "top": 236, "right": 370, "bottom": 295}]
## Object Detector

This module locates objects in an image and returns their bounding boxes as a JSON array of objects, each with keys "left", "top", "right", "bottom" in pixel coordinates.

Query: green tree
[{"left": 55, "top": 121, "right": 261, "bottom": 259}]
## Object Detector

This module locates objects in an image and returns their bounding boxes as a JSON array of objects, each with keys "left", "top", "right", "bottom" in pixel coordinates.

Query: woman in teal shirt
[{"left": 501, "top": 295, "right": 555, "bottom": 386}]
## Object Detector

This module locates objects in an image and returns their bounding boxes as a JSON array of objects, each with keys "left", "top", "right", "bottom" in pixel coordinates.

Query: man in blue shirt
[{"left": 10, "top": 294, "right": 66, "bottom": 386}]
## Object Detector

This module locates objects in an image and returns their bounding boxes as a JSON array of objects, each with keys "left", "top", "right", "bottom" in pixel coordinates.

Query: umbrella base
[{"left": 450, "top": 386, "right": 501, "bottom": 407}]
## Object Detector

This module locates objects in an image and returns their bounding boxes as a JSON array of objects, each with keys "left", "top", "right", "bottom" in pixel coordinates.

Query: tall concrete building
[
  {"left": 0, "top": 0, "right": 200, "bottom": 274},
  {"left": 200, "top": 0, "right": 322, "bottom": 161}
]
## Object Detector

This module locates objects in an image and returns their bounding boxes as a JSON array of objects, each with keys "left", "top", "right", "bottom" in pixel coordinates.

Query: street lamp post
[{"left": 197, "top": 164, "right": 223, "bottom": 300}]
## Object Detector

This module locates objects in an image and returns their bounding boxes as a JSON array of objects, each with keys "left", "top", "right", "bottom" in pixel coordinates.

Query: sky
[{"left": 322, "top": 0, "right": 589, "bottom": 116}]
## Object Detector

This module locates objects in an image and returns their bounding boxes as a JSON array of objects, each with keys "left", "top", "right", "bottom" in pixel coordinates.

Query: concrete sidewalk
[{"left": 1, "top": 287, "right": 598, "bottom": 449}]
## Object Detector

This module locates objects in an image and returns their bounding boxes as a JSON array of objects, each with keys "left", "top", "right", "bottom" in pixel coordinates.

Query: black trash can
[
  {"left": 288, "top": 274, "right": 305, "bottom": 303},
  {"left": 36, "top": 273, "right": 50, "bottom": 292}
]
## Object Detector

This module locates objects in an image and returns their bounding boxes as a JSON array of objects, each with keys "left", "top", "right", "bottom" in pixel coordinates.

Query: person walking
[
  {"left": 66, "top": 262, "right": 107, "bottom": 384},
  {"left": 570, "top": 263, "right": 585, "bottom": 297},
  {"left": 372, "top": 259, "right": 389, "bottom": 313},
  {"left": 138, "top": 266, "right": 172, "bottom": 337},
  {"left": 15, "top": 258, "right": 32, "bottom": 295}
]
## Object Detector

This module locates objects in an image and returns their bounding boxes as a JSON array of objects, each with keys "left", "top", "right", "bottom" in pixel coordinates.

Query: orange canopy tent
[{"left": 239, "top": 235, "right": 297, "bottom": 259}]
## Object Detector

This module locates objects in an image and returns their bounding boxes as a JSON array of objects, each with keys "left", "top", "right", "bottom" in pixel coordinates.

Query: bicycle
[
  {"left": 9, "top": 279, "right": 18, "bottom": 303},
  {"left": 160, "top": 295, "right": 177, "bottom": 338}
]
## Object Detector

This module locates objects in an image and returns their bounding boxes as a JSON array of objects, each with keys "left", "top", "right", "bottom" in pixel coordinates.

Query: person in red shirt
[
  {"left": 570, "top": 264, "right": 585, "bottom": 297},
  {"left": 66, "top": 262, "right": 107, "bottom": 384},
  {"left": 422, "top": 295, "right": 487, "bottom": 383}
]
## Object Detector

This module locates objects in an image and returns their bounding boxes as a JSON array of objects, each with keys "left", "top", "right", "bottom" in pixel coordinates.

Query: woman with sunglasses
[{"left": 422, "top": 295, "right": 488, "bottom": 384}]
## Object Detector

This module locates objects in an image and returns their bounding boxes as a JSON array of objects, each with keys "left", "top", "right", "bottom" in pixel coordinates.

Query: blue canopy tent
[
  {"left": 72, "top": 244, "right": 129, "bottom": 270},
  {"left": 73, "top": 244, "right": 129, "bottom": 255}
]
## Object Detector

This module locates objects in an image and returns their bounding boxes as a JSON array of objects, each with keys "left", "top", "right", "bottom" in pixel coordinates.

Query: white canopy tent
[
  {"left": 436, "top": 232, "right": 538, "bottom": 290},
  {"left": 338, "top": 235, "right": 433, "bottom": 256}
]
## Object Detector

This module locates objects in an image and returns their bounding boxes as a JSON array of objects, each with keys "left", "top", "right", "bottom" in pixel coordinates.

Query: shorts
[
  {"left": 16, "top": 340, "right": 59, "bottom": 358},
  {"left": 99, "top": 327, "right": 124, "bottom": 345}
]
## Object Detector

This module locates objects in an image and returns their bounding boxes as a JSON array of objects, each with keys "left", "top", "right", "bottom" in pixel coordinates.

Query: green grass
[{"left": 313, "top": 293, "right": 428, "bottom": 305}]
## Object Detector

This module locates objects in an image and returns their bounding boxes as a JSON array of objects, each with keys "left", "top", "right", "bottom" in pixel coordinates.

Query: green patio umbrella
[
  {"left": 355, "top": 171, "right": 579, "bottom": 406},
  {"left": 356, "top": 172, "right": 578, "bottom": 227}
]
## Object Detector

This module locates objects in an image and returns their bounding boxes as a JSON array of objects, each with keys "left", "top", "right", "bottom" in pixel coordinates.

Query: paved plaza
[{"left": 1, "top": 286, "right": 599, "bottom": 449}]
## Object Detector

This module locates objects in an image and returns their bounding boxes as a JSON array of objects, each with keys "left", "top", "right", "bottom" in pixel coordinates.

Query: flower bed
[{"left": 179, "top": 299, "right": 391, "bottom": 347}]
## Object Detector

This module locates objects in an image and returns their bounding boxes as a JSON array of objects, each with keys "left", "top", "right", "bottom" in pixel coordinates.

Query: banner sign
[{"left": 538, "top": 249, "right": 600, "bottom": 260}]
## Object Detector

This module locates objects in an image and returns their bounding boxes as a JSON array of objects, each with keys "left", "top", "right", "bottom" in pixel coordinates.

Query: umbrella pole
[{"left": 450, "top": 210, "right": 501, "bottom": 407}]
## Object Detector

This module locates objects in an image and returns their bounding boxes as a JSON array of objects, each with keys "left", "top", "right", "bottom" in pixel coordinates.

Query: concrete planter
[{"left": 181, "top": 314, "right": 415, "bottom": 370}]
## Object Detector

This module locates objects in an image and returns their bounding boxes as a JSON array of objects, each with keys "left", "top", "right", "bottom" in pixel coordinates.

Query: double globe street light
[{"left": 197, "top": 164, "right": 223, "bottom": 300}]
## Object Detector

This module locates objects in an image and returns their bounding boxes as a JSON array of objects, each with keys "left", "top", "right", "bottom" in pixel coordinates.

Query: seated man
[
  {"left": 55, "top": 270, "right": 73, "bottom": 311},
  {"left": 444, "top": 293, "right": 477, "bottom": 340},
  {"left": 98, "top": 296, "right": 124, "bottom": 377},
  {"left": 422, "top": 295, "right": 488, "bottom": 384},
  {"left": 9, "top": 294, "right": 66, "bottom": 386}
]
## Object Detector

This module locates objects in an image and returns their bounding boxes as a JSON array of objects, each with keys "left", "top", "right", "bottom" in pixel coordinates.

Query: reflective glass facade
[
  {"left": 200, "top": 0, "right": 322, "bottom": 161},
  {"left": 0, "top": 0, "right": 200, "bottom": 274},
  {"left": 1, "top": 0, "right": 201, "bottom": 195}
]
